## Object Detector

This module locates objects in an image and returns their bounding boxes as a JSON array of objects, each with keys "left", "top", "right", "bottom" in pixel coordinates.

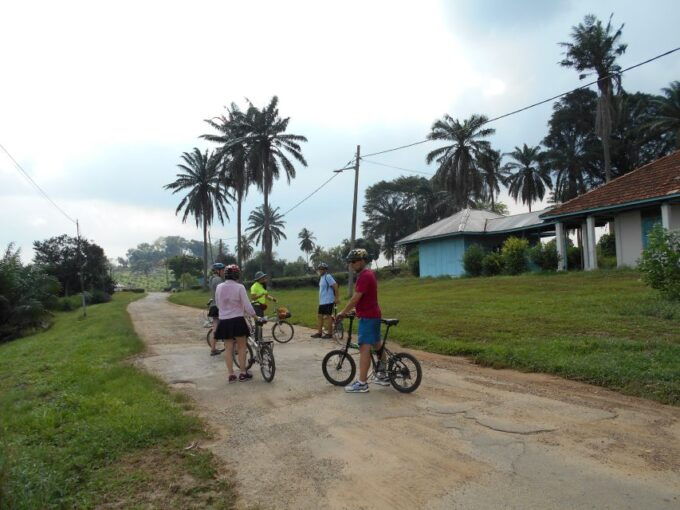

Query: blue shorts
[{"left": 358, "top": 318, "right": 381, "bottom": 345}]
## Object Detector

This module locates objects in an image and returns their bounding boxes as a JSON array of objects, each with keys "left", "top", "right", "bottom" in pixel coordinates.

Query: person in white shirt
[{"left": 214, "top": 264, "right": 257, "bottom": 383}]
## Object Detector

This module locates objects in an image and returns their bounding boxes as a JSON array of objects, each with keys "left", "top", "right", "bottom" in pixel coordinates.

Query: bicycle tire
[
  {"left": 206, "top": 328, "right": 213, "bottom": 347},
  {"left": 259, "top": 344, "right": 276, "bottom": 382},
  {"left": 388, "top": 352, "right": 422, "bottom": 393},
  {"left": 332, "top": 320, "right": 344, "bottom": 345},
  {"left": 271, "top": 320, "right": 294, "bottom": 343},
  {"left": 322, "top": 350, "right": 356, "bottom": 386},
  {"left": 233, "top": 342, "right": 255, "bottom": 370}
]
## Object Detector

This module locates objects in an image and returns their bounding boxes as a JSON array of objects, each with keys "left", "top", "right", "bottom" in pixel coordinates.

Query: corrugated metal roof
[{"left": 397, "top": 208, "right": 554, "bottom": 245}]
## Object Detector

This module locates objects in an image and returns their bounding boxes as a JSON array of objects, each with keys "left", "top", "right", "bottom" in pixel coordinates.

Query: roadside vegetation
[
  {"left": 171, "top": 270, "right": 680, "bottom": 405},
  {"left": 0, "top": 292, "right": 236, "bottom": 509}
]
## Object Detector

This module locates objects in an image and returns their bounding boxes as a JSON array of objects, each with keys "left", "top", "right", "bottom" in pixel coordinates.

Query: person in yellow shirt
[{"left": 249, "top": 271, "right": 277, "bottom": 317}]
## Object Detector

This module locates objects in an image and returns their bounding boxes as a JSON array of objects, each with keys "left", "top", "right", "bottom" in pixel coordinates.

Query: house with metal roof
[
  {"left": 540, "top": 150, "right": 680, "bottom": 270},
  {"left": 396, "top": 208, "right": 556, "bottom": 277}
]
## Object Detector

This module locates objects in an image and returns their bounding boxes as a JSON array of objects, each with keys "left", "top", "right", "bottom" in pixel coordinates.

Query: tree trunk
[
  {"left": 262, "top": 151, "right": 272, "bottom": 277},
  {"left": 237, "top": 190, "right": 243, "bottom": 268},
  {"left": 202, "top": 215, "right": 208, "bottom": 289}
]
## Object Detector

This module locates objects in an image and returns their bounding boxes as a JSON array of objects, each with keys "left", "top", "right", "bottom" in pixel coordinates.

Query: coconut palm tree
[
  {"left": 478, "top": 149, "right": 507, "bottom": 210},
  {"left": 230, "top": 97, "right": 307, "bottom": 274},
  {"left": 238, "top": 237, "right": 254, "bottom": 263},
  {"left": 503, "top": 144, "right": 553, "bottom": 212},
  {"left": 246, "top": 204, "right": 287, "bottom": 256},
  {"left": 164, "top": 148, "right": 232, "bottom": 287},
  {"left": 647, "top": 81, "right": 680, "bottom": 147},
  {"left": 560, "top": 13, "right": 627, "bottom": 182},
  {"left": 310, "top": 246, "right": 323, "bottom": 268},
  {"left": 202, "top": 104, "right": 253, "bottom": 268},
  {"left": 298, "top": 228, "right": 316, "bottom": 266},
  {"left": 362, "top": 196, "right": 412, "bottom": 266},
  {"left": 425, "top": 114, "right": 495, "bottom": 208}
]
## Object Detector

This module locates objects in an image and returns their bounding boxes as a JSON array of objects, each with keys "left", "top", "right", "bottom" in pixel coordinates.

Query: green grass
[
  {"left": 112, "top": 268, "right": 171, "bottom": 291},
  {"left": 170, "top": 270, "right": 680, "bottom": 404},
  {"left": 0, "top": 292, "right": 235, "bottom": 509}
]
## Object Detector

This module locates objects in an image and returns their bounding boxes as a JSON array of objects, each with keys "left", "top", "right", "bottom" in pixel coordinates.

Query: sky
[{"left": 1, "top": 0, "right": 679, "bottom": 264}]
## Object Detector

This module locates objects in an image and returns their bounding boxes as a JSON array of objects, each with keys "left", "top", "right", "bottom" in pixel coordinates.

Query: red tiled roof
[{"left": 542, "top": 151, "right": 680, "bottom": 218}]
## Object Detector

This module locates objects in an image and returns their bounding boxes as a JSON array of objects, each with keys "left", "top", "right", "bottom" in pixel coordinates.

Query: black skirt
[{"left": 215, "top": 317, "right": 250, "bottom": 340}]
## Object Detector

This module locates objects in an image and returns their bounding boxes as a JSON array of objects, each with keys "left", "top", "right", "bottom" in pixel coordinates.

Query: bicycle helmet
[
  {"left": 316, "top": 262, "right": 329, "bottom": 270},
  {"left": 212, "top": 262, "right": 225, "bottom": 271},
  {"left": 225, "top": 264, "right": 240, "bottom": 278},
  {"left": 345, "top": 248, "right": 369, "bottom": 262}
]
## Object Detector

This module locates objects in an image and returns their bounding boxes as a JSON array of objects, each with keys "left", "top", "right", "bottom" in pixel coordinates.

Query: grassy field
[
  {"left": 170, "top": 270, "right": 680, "bottom": 405},
  {"left": 112, "top": 268, "right": 172, "bottom": 291},
  {"left": 0, "top": 292, "right": 236, "bottom": 509}
]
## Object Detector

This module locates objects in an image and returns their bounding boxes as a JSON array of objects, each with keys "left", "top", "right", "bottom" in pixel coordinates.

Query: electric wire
[
  {"left": 0, "top": 142, "right": 77, "bottom": 224},
  {"left": 361, "top": 158, "right": 434, "bottom": 176},
  {"left": 361, "top": 46, "right": 680, "bottom": 158}
]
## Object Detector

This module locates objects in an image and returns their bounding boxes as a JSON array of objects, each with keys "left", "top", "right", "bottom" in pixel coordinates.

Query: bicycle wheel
[
  {"left": 332, "top": 320, "right": 344, "bottom": 345},
  {"left": 388, "top": 352, "right": 422, "bottom": 393},
  {"left": 206, "top": 328, "right": 213, "bottom": 347},
  {"left": 233, "top": 341, "right": 255, "bottom": 370},
  {"left": 272, "top": 320, "right": 294, "bottom": 343},
  {"left": 322, "top": 350, "right": 356, "bottom": 386},
  {"left": 259, "top": 344, "right": 276, "bottom": 382}
]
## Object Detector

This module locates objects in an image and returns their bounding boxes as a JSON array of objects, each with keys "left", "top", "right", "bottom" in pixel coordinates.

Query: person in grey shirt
[
  {"left": 311, "top": 262, "right": 338, "bottom": 339},
  {"left": 208, "top": 263, "right": 225, "bottom": 355}
]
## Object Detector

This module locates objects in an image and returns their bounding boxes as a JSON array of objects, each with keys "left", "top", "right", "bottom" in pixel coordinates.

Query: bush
[
  {"left": 501, "top": 237, "right": 529, "bottom": 275},
  {"left": 407, "top": 251, "right": 419, "bottom": 277},
  {"left": 529, "top": 241, "right": 559, "bottom": 271},
  {"left": 567, "top": 246, "right": 582, "bottom": 269},
  {"left": 90, "top": 289, "right": 111, "bottom": 304},
  {"left": 463, "top": 244, "right": 485, "bottom": 277},
  {"left": 638, "top": 225, "right": 680, "bottom": 300},
  {"left": 597, "top": 233, "right": 616, "bottom": 257},
  {"left": 481, "top": 252, "right": 503, "bottom": 276}
]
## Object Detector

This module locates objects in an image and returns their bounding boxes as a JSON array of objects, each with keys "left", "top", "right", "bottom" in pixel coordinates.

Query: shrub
[
  {"left": 567, "top": 246, "right": 582, "bottom": 269},
  {"left": 407, "top": 251, "right": 419, "bottom": 277},
  {"left": 597, "top": 233, "right": 616, "bottom": 257},
  {"left": 481, "top": 252, "right": 503, "bottom": 276},
  {"left": 501, "top": 237, "right": 529, "bottom": 275},
  {"left": 638, "top": 225, "right": 680, "bottom": 300},
  {"left": 463, "top": 244, "right": 485, "bottom": 277},
  {"left": 529, "top": 241, "right": 559, "bottom": 271},
  {"left": 90, "top": 289, "right": 112, "bottom": 304}
]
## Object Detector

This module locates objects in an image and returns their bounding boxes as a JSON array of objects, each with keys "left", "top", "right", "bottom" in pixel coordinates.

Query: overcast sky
[{"left": 2, "top": 0, "right": 679, "bottom": 264}]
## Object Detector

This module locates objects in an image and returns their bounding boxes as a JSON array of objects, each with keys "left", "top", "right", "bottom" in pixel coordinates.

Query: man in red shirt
[{"left": 336, "top": 248, "right": 388, "bottom": 393}]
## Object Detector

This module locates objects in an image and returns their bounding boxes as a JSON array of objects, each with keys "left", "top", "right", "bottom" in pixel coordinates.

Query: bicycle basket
[{"left": 277, "top": 306, "right": 291, "bottom": 320}]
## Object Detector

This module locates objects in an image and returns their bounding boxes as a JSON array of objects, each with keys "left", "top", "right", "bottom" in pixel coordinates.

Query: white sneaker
[
  {"left": 345, "top": 380, "right": 369, "bottom": 393},
  {"left": 373, "top": 372, "right": 390, "bottom": 386}
]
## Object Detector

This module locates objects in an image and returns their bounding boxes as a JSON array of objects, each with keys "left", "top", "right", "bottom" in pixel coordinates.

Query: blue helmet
[{"left": 212, "top": 262, "right": 225, "bottom": 271}]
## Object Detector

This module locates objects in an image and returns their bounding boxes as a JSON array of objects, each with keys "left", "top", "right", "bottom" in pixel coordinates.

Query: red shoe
[{"left": 228, "top": 374, "right": 237, "bottom": 383}]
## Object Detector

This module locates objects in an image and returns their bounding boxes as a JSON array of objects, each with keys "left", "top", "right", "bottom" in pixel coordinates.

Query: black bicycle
[
  {"left": 321, "top": 313, "right": 422, "bottom": 393},
  {"left": 204, "top": 300, "right": 225, "bottom": 354},
  {"left": 233, "top": 316, "right": 276, "bottom": 382}
]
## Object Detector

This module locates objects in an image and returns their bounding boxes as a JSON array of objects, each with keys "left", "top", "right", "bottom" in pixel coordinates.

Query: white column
[
  {"left": 661, "top": 203, "right": 671, "bottom": 230},
  {"left": 614, "top": 216, "right": 624, "bottom": 268},
  {"left": 555, "top": 222, "right": 567, "bottom": 271},
  {"left": 581, "top": 222, "right": 590, "bottom": 270},
  {"left": 587, "top": 216, "right": 597, "bottom": 270}
]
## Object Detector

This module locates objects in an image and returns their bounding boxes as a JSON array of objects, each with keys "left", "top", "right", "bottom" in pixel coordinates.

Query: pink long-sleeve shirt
[{"left": 214, "top": 280, "right": 257, "bottom": 320}]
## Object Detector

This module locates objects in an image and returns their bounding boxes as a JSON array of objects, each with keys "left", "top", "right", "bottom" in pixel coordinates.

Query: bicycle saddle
[
  {"left": 382, "top": 318, "right": 399, "bottom": 326},
  {"left": 255, "top": 317, "right": 268, "bottom": 324}
]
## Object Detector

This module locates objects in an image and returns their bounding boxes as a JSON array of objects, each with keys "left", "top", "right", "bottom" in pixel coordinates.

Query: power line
[
  {"left": 280, "top": 160, "right": 356, "bottom": 217},
  {"left": 0, "top": 142, "right": 77, "bottom": 224},
  {"left": 361, "top": 158, "right": 434, "bottom": 176},
  {"left": 361, "top": 46, "right": 680, "bottom": 159}
]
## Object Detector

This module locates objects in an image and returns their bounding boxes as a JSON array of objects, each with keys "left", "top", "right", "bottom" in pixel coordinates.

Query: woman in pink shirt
[{"left": 214, "top": 264, "right": 257, "bottom": 383}]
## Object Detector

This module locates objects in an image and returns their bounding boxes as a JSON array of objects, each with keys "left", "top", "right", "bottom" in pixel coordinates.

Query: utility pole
[
  {"left": 76, "top": 219, "right": 87, "bottom": 317},
  {"left": 348, "top": 145, "right": 360, "bottom": 297}
]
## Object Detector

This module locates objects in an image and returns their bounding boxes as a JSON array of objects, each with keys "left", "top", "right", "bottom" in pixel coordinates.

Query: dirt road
[{"left": 129, "top": 293, "right": 680, "bottom": 509}]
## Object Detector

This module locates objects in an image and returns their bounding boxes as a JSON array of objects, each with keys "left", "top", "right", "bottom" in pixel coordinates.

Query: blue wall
[{"left": 418, "top": 237, "right": 467, "bottom": 277}]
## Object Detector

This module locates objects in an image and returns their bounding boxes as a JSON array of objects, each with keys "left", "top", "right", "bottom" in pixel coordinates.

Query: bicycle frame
[{"left": 335, "top": 315, "right": 396, "bottom": 376}]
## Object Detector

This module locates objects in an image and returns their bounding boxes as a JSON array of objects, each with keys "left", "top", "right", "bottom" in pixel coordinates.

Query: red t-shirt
[{"left": 355, "top": 269, "right": 381, "bottom": 318}]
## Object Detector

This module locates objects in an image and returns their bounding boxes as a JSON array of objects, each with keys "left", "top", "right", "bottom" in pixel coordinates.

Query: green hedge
[{"left": 270, "top": 266, "right": 409, "bottom": 289}]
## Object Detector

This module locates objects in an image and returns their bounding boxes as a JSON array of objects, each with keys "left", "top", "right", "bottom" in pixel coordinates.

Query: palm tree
[
  {"left": 246, "top": 204, "right": 287, "bottom": 258},
  {"left": 425, "top": 114, "right": 495, "bottom": 208},
  {"left": 647, "top": 81, "right": 680, "bottom": 147},
  {"left": 362, "top": 196, "right": 412, "bottom": 266},
  {"left": 238, "top": 237, "right": 254, "bottom": 263},
  {"left": 478, "top": 149, "right": 507, "bottom": 210},
  {"left": 202, "top": 104, "right": 253, "bottom": 268},
  {"left": 298, "top": 228, "right": 316, "bottom": 266},
  {"left": 560, "top": 13, "right": 627, "bottom": 182},
  {"left": 230, "top": 97, "right": 307, "bottom": 274},
  {"left": 503, "top": 144, "right": 553, "bottom": 212},
  {"left": 164, "top": 148, "right": 232, "bottom": 287}
]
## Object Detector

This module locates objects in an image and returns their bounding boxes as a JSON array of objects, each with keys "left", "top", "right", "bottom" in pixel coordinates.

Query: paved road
[{"left": 129, "top": 293, "right": 680, "bottom": 510}]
